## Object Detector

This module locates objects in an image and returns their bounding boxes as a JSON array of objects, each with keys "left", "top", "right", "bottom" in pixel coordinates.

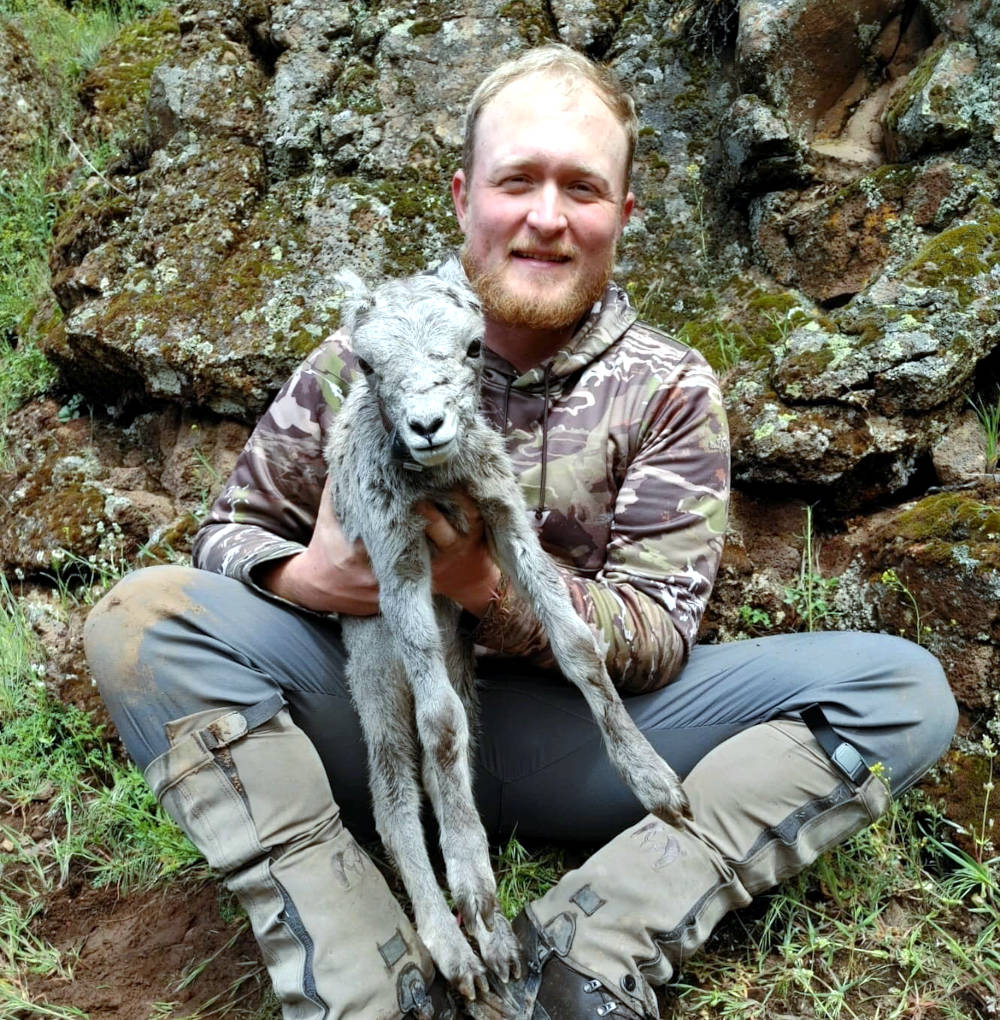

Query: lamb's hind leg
[
  {"left": 475, "top": 488, "right": 691, "bottom": 825},
  {"left": 378, "top": 580, "right": 514, "bottom": 992},
  {"left": 422, "top": 599, "right": 521, "bottom": 984},
  {"left": 344, "top": 618, "right": 489, "bottom": 1003}
]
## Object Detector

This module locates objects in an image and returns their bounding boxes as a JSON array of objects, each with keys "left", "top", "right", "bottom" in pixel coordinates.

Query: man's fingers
[{"left": 417, "top": 501, "right": 459, "bottom": 549}]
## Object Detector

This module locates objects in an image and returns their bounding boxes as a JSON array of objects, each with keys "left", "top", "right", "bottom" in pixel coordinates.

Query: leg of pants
[
  {"left": 85, "top": 565, "right": 955, "bottom": 844},
  {"left": 85, "top": 564, "right": 957, "bottom": 1018}
]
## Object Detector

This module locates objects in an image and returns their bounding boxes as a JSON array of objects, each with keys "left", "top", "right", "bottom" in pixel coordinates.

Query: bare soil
[{"left": 24, "top": 876, "right": 274, "bottom": 1019}]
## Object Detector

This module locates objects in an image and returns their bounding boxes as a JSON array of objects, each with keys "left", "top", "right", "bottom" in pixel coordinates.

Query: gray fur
[{"left": 326, "top": 270, "right": 690, "bottom": 1003}]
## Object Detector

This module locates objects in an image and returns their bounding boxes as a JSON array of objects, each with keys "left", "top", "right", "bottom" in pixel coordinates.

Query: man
[{"left": 85, "top": 44, "right": 957, "bottom": 1020}]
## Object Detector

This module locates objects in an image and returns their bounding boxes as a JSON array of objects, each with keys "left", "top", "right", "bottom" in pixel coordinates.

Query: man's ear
[
  {"left": 620, "top": 190, "right": 635, "bottom": 231},
  {"left": 452, "top": 169, "right": 469, "bottom": 231}
]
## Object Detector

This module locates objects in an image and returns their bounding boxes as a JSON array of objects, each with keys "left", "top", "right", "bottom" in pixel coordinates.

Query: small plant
[
  {"left": 763, "top": 306, "right": 810, "bottom": 346},
  {"left": 738, "top": 604, "right": 773, "bottom": 633},
  {"left": 684, "top": 162, "right": 710, "bottom": 266},
  {"left": 968, "top": 389, "right": 1000, "bottom": 474},
  {"left": 880, "top": 568, "right": 931, "bottom": 646},
  {"left": 783, "top": 505, "right": 839, "bottom": 632},
  {"left": 711, "top": 324, "right": 744, "bottom": 372}
]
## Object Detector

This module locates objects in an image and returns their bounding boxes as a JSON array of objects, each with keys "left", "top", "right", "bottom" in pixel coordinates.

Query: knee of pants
[
  {"left": 84, "top": 565, "right": 194, "bottom": 697},
  {"left": 890, "top": 640, "right": 958, "bottom": 793}
]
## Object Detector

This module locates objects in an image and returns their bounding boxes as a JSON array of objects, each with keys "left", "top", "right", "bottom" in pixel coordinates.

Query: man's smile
[{"left": 510, "top": 249, "right": 573, "bottom": 263}]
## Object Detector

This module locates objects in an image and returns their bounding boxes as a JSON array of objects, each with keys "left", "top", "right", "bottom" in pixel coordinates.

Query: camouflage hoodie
[{"left": 194, "top": 271, "right": 730, "bottom": 694}]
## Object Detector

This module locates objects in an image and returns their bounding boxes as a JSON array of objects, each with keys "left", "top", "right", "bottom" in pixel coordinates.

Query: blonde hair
[{"left": 461, "top": 44, "right": 638, "bottom": 190}]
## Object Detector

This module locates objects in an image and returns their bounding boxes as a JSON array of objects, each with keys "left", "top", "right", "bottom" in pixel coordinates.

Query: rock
[
  {"left": 736, "top": 0, "right": 899, "bottom": 139},
  {"left": 549, "top": 0, "right": 629, "bottom": 52},
  {"left": 884, "top": 39, "right": 980, "bottom": 161},
  {"left": 699, "top": 490, "right": 807, "bottom": 641},
  {"left": 0, "top": 19, "right": 62, "bottom": 174},
  {"left": 932, "top": 411, "right": 990, "bottom": 483},
  {"left": 750, "top": 160, "right": 991, "bottom": 303},
  {"left": 829, "top": 485, "right": 1000, "bottom": 709},
  {"left": 0, "top": 398, "right": 249, "bottom": 576},
  {"left": 79, "top": 7, "right": 183, "bottom": 144},
  {"left": 719, "top": 94, "right": 809, "bottom": 193}
]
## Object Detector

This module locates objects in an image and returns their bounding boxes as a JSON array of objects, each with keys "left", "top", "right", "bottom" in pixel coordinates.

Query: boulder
[
  {"left": 830, "top": 485, "right": 1000, "bottom": 710},
  {"left": 736, "top": 0, "right": 900, "bottom": 139}
]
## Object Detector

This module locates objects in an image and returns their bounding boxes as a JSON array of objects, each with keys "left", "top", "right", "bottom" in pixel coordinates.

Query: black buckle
[{"left": 800, "top": 704, "right": 871, "bottom": 786}]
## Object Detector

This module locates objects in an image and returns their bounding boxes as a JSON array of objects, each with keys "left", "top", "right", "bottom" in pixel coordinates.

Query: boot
[
  {"left": 507, "top": 719, "right": 889, "bottom": 1019},
  {"left": 144, "top": 693, "right": 441, "bottom": 1019}
]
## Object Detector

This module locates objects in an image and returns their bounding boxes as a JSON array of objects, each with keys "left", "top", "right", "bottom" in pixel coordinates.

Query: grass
[
  {"left": 668, "top": 778, "right": 1000, "bottom": 1018},
  {"left": 0, "top": 579, "right": 206, "bottom": 892},
  {"left": 968, "top": 390, "right": 1000, "bottom": 474}
]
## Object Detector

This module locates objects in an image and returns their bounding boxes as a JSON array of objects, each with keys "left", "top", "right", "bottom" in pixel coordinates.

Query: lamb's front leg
[
  {"left": 378, "top": 578, "right": 519, "bottom": 987},
  {"left": 475, "top": 486, "right": 691, "bottom": 825}
]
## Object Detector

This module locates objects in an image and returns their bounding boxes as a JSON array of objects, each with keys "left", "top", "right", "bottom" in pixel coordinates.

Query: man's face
[{"left": 452, "top": 73, "right": 634, "bottom": 333}]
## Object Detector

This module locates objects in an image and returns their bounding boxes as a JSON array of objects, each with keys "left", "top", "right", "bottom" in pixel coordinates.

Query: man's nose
[{"left": 525, "top": 183, "right": 567, "bottom": 235}]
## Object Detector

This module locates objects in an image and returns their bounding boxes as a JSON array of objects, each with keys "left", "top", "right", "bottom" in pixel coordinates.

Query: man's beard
[{"left": 461, "top": 243, "right": 614, "bottom": 331}]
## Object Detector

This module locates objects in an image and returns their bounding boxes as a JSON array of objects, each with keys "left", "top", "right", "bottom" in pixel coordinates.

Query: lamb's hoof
[
  {"left": 473, "top": 909, "right": 522, "bottom": 984},
  {"left": 634, "top": 762, "right": 692, "bottom": 827},
  {"left": 423, "top": 918, "right": 491, "bottom": 1003}
]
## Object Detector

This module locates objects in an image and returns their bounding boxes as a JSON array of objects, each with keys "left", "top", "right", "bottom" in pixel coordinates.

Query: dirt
[{"left": 24, "top": 877, "right": 274, "bottom": 1019}]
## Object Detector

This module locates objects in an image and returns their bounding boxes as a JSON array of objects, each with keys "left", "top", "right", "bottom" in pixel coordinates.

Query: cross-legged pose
[{"left": 85, "top": 44, "right": 957, "bottom": 1020}]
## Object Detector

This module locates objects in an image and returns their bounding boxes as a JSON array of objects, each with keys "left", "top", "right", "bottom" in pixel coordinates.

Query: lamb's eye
[
  {"left": 357, "top": 357, "right": 374, "bottom": 376},
  {"left": 466, "top": 340, "right": 482, "bottom": 358}
]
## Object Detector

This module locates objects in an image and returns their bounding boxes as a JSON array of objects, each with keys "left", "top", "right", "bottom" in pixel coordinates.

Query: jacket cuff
[{"left": 473, "top": 573, "right": 556, "bottom": 666}]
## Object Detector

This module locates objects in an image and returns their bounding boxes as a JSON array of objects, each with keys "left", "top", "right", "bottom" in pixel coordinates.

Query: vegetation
[
  {"left": 784, "top": 505, "right": 839, "bottom": 632},
  {"left": 969, "top": 389, "right": 1000, "bottom": 474},
  {"left": 1, "top": 0, "right": 997, "bottom": 1016}
]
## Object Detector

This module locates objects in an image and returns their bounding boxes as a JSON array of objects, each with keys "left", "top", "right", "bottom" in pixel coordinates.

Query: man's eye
[
  {"left": 466, "top": 340, "right": 482, "bottom": 358},
  {"left": 357, "top": 358, "right": 374, "bottom": 376}
]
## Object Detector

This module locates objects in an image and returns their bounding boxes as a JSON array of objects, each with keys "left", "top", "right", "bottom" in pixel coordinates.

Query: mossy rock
[
  {"left": 901, "top": 198, "right": 1000, "bottom": 306},
  {"left": 79, "top": 6, "right": 182, "bottom": 139},
  {"left": 921, "top": 748, "right": 998, "bottom": 858},
  {"left": 896, "top": 491, "right": 1000, "bottom": 568}
]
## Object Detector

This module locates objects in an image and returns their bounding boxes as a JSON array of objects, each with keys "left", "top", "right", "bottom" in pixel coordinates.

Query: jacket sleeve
[
  {"left": 192, "top": 335, "right": 352, "bottom": 589},
  {"left": 473, "top": 352, "right": 730, "bottom": 693}
]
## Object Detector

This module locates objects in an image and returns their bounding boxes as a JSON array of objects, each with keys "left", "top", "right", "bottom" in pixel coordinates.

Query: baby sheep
[{"left": 326, "top": 269, "right": 690, "bottom": 1005}]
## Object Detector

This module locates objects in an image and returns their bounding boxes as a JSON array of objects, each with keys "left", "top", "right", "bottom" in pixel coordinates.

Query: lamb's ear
[{"left": 335, "top": 269, "right": 374, "bottom": 335}]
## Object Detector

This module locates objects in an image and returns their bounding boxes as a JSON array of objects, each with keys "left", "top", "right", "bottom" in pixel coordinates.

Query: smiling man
[
  {"left": 85, "top": 44, "right": 956, "bottom": 1020},
  {"left": 454, "top": 70, "right": 634, "bottom": 363}
]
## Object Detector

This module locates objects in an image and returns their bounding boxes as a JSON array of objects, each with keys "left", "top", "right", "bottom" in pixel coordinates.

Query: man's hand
[
  {"left": 258, "top": 482, "right": 381, "bottom": 615},
  {"left": 417, "top": 490, "right": 502, "bottom": 617}
]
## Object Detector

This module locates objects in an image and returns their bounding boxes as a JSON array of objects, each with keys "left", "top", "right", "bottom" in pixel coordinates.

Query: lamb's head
[{"left": 337, "top": 270, "right": 486, "bottom": 469}]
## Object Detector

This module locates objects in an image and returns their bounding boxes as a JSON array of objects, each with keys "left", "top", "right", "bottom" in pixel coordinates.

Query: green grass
[
  {"left": 783, "top": 505, "right": 839, "bottom": 632},
  {"left": 668, "top": 781, "right": 1000, "bottom": 1018},
  {"left": 968, "top": 389, "right": 1000, "bottom": 474},
  {"left": 1, "top": 0, "right": 163, "bottom": 81},
  {"left": 0, "top": 579, "right": 206, "bottom": 892}
]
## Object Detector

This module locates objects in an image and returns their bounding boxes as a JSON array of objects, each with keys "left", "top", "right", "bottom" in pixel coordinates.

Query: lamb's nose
[{"left": 409, "top": 414, "right": 445, "bottom": 440}]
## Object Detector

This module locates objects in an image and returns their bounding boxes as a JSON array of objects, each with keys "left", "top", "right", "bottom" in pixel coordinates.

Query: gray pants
[
  {"left": 85, "top": 564, "right": 957, "bottom": 1017},
  {"left": 87, "top": 564, "right": 954, "bottom": 837}
]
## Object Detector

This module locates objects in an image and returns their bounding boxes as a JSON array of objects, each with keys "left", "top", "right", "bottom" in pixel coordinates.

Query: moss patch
[
  {"left": 80, "top": 6, "right": 181, "bottom": 134},
  {"left": 901, "top": 199, "right": 1000, "bottom": 305},
  {"left": 897, "top": 491, "right": 1000, "bottom": 569},
  {"left": 345, "top": 171, "right": 462, "bottom": 278}
]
